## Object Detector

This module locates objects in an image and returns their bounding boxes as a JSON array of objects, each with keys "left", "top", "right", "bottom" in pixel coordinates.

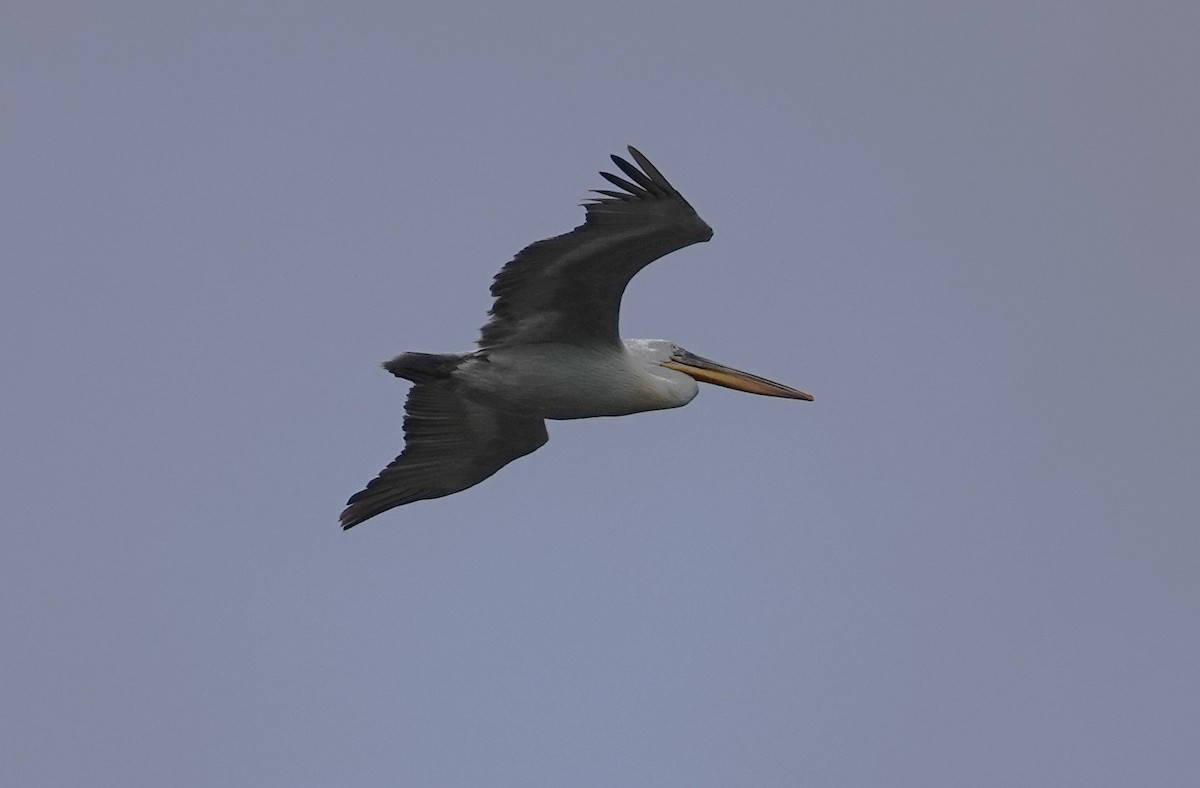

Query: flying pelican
[{"left": 340, "top": 147, "right": 812, "bottom": 529}]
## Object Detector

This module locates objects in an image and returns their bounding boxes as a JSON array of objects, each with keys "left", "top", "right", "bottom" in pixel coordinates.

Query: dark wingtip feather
[
  {"left": 339, "top": 504, "right": 366, "bottom": 530},
  {"left": 339, "top": 489, "right": 374, "bottom": 529},
  {"left": 598, "top": 170, "right": 647, "bottom": 196},
  {"left": 626, "top": 146, "right": 671, "bottom": 190},
  {"left": 610, "top": 154, "right": 660, "bottom": 194}
]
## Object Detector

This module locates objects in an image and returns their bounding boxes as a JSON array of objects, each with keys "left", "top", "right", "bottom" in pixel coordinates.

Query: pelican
[{"left": 341, "top": 147, "right": 812, "bottom": 529}]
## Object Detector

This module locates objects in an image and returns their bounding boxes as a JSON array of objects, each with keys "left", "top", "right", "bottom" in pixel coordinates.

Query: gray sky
[{"left": 4, "top": 1, "right": 1198, "bottom": 785}]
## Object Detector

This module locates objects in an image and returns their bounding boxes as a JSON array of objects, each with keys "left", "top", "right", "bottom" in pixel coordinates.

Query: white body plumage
[{"left": 457, "top": 339, "right": 700, "bottom": 420}]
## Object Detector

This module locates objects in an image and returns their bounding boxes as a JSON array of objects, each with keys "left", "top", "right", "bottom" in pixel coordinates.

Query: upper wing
[
  {"left": 340, "top": 381, "right": 548, "bottom": 529},
  {"left": 478, "top": 147, "right": 714, "bottom": 349}
]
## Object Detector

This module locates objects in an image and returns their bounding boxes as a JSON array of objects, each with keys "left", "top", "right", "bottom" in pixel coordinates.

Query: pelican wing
[
  {"left": 478, "top": 147, "right": 714, "bottom": 348},
  {"left": 340, "top": 382, "right": 548, "bottom": 529}
]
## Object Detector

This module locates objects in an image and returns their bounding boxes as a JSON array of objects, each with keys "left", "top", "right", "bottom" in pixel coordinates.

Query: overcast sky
[{"left": 4, "top": 2, "right": 1198, "bottom": 786}]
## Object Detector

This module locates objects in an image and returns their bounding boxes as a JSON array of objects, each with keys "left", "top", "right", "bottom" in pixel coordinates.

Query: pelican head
[{"left": 630, "top": 339, "right": 814, "bottom": 403}]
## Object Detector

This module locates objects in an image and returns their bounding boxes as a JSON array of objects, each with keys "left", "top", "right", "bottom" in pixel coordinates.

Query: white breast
[{"left": 457, "top": 342, "right": 698, "bottom": 420}]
